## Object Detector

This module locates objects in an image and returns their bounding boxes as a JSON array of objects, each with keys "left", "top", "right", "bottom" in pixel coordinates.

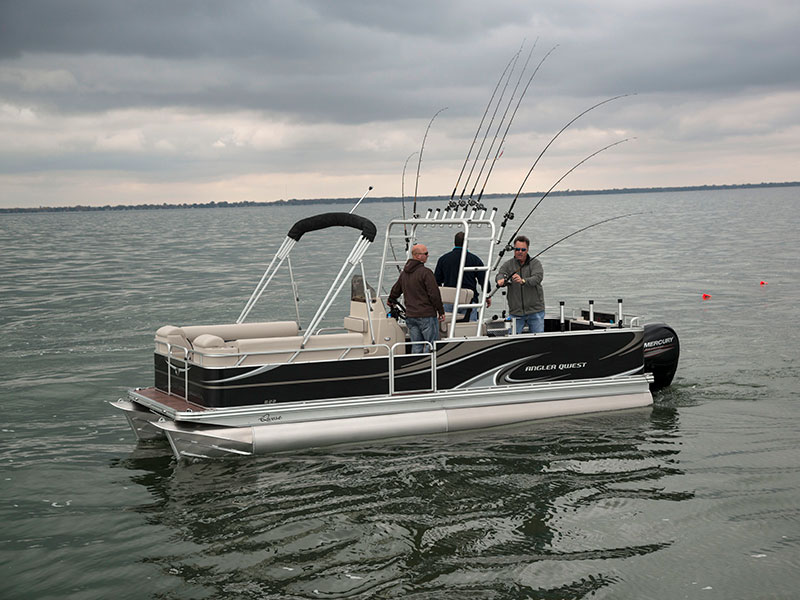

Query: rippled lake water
[{"left": 1, "top": 187, "right": 799, "bottom": 599}]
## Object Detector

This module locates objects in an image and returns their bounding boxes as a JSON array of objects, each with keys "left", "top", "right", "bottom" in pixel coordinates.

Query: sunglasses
[
  {"left": 513, "top": 247, "right": 528, "bottom": 252},
  {"left": 414, "top": 251, "right": 429, "bottom": 256}
]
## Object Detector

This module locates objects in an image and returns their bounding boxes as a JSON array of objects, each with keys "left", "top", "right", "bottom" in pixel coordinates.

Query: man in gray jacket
[{"left": 495, "top": 235, "right": 545, "bottom": 333}]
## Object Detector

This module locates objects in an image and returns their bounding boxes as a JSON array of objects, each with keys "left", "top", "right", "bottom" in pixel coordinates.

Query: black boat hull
[{"left": 155, "top": 327, "right": 652, "bottom": 408}]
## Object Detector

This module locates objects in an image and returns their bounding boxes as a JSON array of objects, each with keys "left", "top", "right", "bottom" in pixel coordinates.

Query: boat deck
[{"left": 131, "top": 387, "right": 208, "bottom": 412}]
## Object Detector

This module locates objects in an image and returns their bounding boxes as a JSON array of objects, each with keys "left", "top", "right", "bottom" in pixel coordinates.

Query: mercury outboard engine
[{"left": 643, "top": 323, "right": 680, "bottom": 391}]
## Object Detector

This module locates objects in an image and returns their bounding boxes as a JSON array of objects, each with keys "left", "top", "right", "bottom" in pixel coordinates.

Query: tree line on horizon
[{"left": 2, "top": 181, "right": 797, "bottom": 214}]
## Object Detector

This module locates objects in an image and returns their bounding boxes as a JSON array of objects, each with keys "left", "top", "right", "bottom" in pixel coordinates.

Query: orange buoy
[
  {"left": 702, "top": 293, "right": 712, "bottom": 300},
  {"left": 760, "top": 281, "right": 768, "bottom": 286}
]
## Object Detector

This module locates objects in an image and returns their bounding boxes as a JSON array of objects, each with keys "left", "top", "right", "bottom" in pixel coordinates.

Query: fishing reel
[{"left": 495, "top": 243, "right": 514, "bottom": 260}]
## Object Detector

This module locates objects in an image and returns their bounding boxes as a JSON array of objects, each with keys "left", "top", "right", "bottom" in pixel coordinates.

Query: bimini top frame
[
  {"left": 237, "top": 212, "right": 378, "bottom": 346},
  {"left": 377, "top": 208, "right": 497, "bottom": 338}
]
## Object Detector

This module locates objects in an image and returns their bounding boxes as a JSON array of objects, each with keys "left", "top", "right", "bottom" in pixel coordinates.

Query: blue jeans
[
  {"left": 511, "top": 310, "right": 545, "bottom": 334},
  {"left": 443, "top": 302, "right": 478, "bottom": 322},
  {"left": 406, "top": 316, "right": 440, "bottom": 353}
]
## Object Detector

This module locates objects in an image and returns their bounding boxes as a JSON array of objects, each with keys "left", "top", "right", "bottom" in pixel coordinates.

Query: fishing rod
[
  {"left": 531, "top": 212, "right": 644, "bottom": 259},
  {"left": 458, "top": 49, "right": 522, "bottom": 203},
  {"left": 413, "top": 107, "right": 447, "bottom": 217},
  {"left": 400, "top": 151, "right": 417, "bottom": 250},
  {"left": 476, "top": 44, "right": 558, "bottom": 204},
  {"left": 401, "top": 152, "right": 417, "bottom": 219},
  {"left": 488, "top": 212, "right": 643, "bottom": 298},
  {"left": 467, "top": 42, "right": 537, "bottom": 202},
  {"left": 451, "top": 45, "right": 522, "bottom": 203},
  {"left": 495, "top": 93, "right": 633, "bottom": 245},
  {"left": 500, "top": 138, "right": 633, "bottom": 258}
]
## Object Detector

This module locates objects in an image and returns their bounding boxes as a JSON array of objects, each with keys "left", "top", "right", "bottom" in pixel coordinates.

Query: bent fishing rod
[
  {"left": 413, "top": 106, "right": 448, "bottom": 217},
  {"left": 457, "top": 49, "right": 522, "bottom": 205},
  {"left": 400, "top": 151, "right": 417, "bottom": 248},
  {"left": 476, "top": 44, "right": 558, "bottom": 204},
  {"left": 495, "top": 93, "right": 634, "bottom": 245},
  {"left": 488, "top": 212, "right": 643, "bottom": 298},
  {"left": 531, "top": 212, "right": 644, "bottom": 259},
  {"left": 386, "top": 152, "right": 420, "bottom": 271},
  {"left": 450, "top": 46, "right": 521, "bottom": 202},
  {"left": 497, "top": 138, "right": 633, "bottom": 263},
  {"left": 467, "top": 42, "right": 538, "bottom": 203}
]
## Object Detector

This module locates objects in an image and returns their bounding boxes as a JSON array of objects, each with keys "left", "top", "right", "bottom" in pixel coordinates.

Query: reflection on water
[{"left": 114, "top": 407, "right": 688, "bottom": 598}]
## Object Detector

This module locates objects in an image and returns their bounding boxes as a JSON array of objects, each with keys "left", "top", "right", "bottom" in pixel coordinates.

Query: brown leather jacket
[{"left": 388, "top": 259, "right": 445, "bottom": 318}]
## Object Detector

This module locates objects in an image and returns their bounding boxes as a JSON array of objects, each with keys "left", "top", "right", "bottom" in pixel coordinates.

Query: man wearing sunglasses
[
  {"left": 388, "top": 243, "right": 446, "bottom": 353},
  {"left": 495, "top": 235, "right": 545, "bottom": 334}
]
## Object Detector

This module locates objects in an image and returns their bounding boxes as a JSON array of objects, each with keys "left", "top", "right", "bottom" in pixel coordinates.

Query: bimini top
[{"left": 287, "top": 212, "right": 377, "bottom": 243}]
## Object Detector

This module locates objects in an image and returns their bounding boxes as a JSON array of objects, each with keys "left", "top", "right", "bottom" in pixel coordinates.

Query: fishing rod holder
[{"left": 413, "top": 210, "right": 494, "bottom": 228}]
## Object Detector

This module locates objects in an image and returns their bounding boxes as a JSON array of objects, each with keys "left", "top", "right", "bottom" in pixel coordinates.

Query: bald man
[{"left": 388, "top": 243, "right": 445, "bottom": 353}]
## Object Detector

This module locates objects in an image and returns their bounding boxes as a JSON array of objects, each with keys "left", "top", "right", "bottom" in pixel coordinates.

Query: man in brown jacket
[{"left": 388, "top": 244, "right": 445, "bottom": 353}]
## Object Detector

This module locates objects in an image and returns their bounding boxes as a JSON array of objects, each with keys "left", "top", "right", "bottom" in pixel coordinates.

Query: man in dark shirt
[
  {"left": 388, "top": 244, "right": 445, "bottom": 353},
  {"left": 434, "top": 231, "right": 491, "bottom": 321}
]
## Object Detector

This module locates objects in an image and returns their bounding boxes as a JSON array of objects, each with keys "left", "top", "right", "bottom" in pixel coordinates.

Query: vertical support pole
[
  {"left": 167, "top": 345, "right": 172, "bottom": 396},
  {"left": 388, "top": 347, "right": 395, "bottom": 395},
  {"left": 559, "top": 301, "right": 565, "bottom": 332},
  {"left": 288, "top": 256, "right": 302, "bottom": 329},
  {"left": 589, "top": 299, "right": 594, "bottom": 330},
  {"left": 618, "top": 298, "right": 624, "bottom": 328},
  {"left": 431, "top": 341, "right": 437, "bottom": 392}
]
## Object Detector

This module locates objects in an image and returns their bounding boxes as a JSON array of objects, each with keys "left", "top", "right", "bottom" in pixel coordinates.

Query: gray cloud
[{"left": 1, "top": 0, "right": 798, "bottom": 207}]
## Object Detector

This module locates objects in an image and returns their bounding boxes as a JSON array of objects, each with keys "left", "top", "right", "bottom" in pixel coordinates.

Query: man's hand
[
  {"left": 511, "top": 273, "right": 524, "bottom": 284},
  {"left": 497, "top": 277, "right": 506, "bottom": 287},
  {"left": 438, "top": 314, "right": 445, "bottom": 322}
]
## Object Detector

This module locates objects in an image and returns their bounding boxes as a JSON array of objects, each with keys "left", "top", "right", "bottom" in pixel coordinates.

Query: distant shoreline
[{"left": 2, "top": 181, "right": 798, "bottom": 214}]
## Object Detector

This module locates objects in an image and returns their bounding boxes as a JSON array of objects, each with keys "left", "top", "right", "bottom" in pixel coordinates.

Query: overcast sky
[{"left": 1, "top": 0, "right": 798, "bottom": 208}]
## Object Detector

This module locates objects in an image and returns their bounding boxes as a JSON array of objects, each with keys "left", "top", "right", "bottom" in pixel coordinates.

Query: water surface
[{"left": 1, "top": 187, "right": 799, "bottom": 599}]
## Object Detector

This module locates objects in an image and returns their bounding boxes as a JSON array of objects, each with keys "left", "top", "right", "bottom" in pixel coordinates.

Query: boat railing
[
  {"left": 163, "top": 339, "right": 444, "bottom": 400},
  {"left": 312, "top": 326, "right": 349, "bottom": 335},
  {"left": 164, "top": 343, "right": 190, "bottom": 399},
  {"left": 162, "top": 340, "right": 399, "bottom": 399},
  {"left": 547, "top": 299, "right": 646, "bottom": 330},
  {"left": 185, "top": 341, "right": 392, "bottom": 363},
  {"left": 389, "top": 341, "right": 435, "bottom": 394},
  {"left": 229, "top": 342, "right": 393, "bottom": 366}
]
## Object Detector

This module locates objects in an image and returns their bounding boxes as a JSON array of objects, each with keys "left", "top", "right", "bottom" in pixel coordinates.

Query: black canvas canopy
[{"left": 287, "top": 212, "right": 377, "bottom": 242}]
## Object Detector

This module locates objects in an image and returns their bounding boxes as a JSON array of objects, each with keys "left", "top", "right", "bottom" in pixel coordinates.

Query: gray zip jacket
[{"left": 495, "top": 255, "right": 544, "bottom": 315}]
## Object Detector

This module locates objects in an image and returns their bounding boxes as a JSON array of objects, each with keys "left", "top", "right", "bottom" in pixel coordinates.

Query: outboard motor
[{"left": 643, "top": 323, "right": 680, "bottom": 391}]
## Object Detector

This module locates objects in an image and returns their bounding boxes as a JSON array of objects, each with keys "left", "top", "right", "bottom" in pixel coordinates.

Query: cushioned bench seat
[
  {"left": 155, "top": 321, "right": 299, "bottom": 357},
  {"left": 181, "top": 321, "right": 298, "bottom": 342},
  {"left": 182, "top": 331, "right": 367, "bottom": 367}
]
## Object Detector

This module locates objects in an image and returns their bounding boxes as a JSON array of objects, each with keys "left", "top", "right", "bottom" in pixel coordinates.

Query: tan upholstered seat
[
  {"left": 181, "top": 321, "right": 298, "bottom": 342},
  {"left": 303, "top": 332, "right": 365, "bottom": 360},
  {"left": 155, "top": 325, "right": 191, "bottom": 358},
  {"left": 191, "top": 334, "right": 240, "bottom": 367},
  {"left": 439, "top": 286, "right": 473, "bottom": 306}
]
